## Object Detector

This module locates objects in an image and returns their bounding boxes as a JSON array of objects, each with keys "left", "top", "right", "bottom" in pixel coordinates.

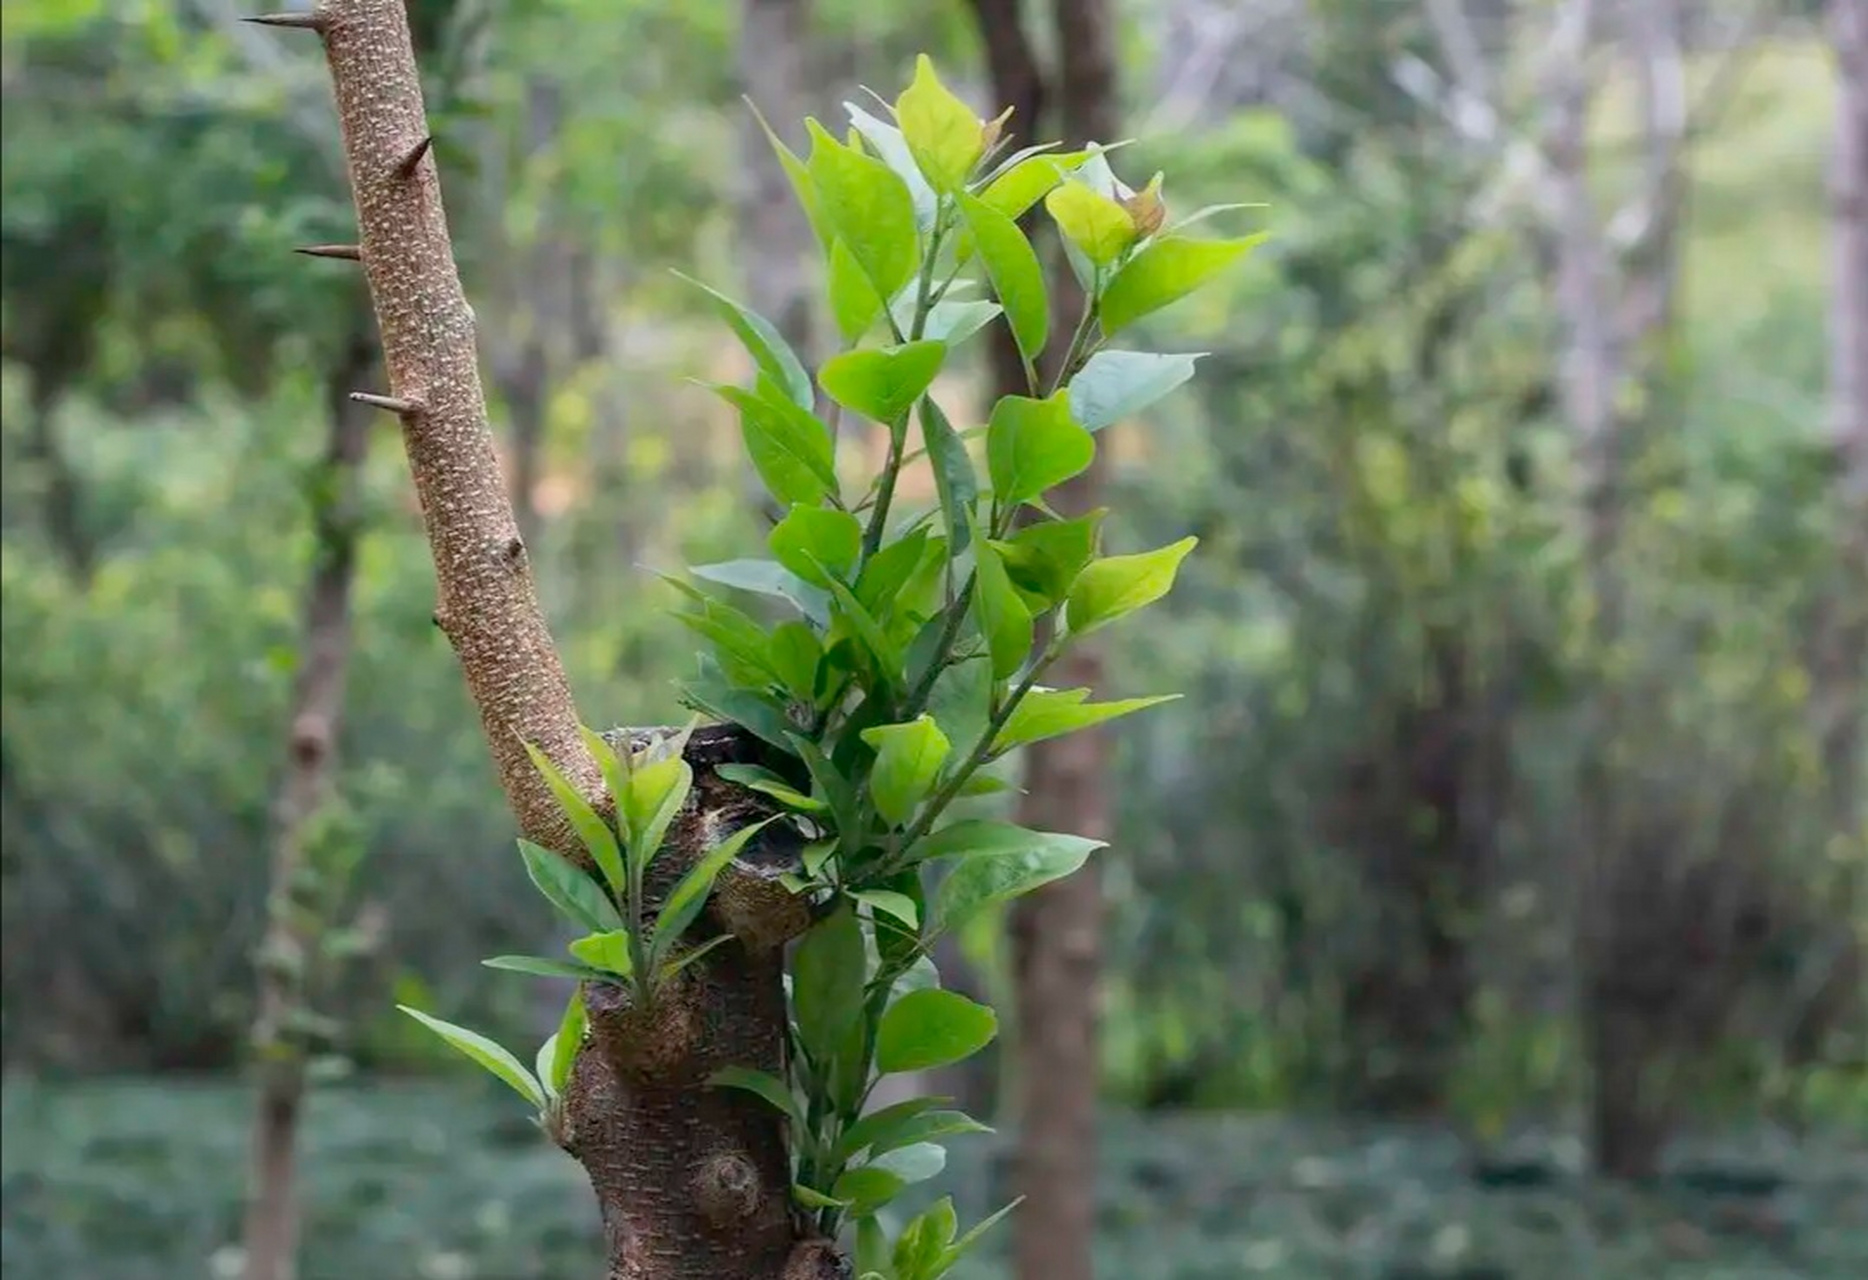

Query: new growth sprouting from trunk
[{"left": 251, "top": 7, "right": 1253, "bottom": 1277}]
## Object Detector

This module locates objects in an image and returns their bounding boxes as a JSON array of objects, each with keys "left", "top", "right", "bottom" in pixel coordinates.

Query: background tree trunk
[
  {"left": 241, "top": 316, "right": 376, "bottom": 1280},
  {"left": 969, "top": 1, "right": 1119, "bottom": 1276}
]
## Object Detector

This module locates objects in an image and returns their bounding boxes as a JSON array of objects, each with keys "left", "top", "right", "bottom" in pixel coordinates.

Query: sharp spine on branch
[
  {"left": 351, "top": 392, "right": 422, "bottom": 416},
  {"left": 294, "top": 244, "right": 362, "bottom": 261},
  {"left": 395, "top": 136, "right": 434, "bottom": 179},
  {"left": 242, "top": 11, "right": 326, "bottom": 32}
]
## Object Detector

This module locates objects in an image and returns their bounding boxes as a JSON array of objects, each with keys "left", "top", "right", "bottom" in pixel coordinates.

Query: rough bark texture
[
  {"left": 310, "top": 0, "right": 599, "bottom": 855},
  {"left": 1819, "top": 0, "right": 1868, "bottom": 831},
  {"left": 283, "top": 4, "right": 825, "bottom": 1275},
  {"left": 970, "top": 2, "right": 1119, "bottom": 1276},
  {"left": 241, "top": 320, "right": 376, "bottom": 1280}
]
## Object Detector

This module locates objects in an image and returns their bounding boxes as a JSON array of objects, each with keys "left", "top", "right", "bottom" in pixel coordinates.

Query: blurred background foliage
[{"left": 1, "top": 0, "right": 1863, "bottom": 1276}]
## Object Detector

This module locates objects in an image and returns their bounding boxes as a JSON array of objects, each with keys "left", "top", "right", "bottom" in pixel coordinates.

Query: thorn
[
  {"left": 293, "top": 243, "right": 361, "bottom": 261},
  {"left": 350, "top": 392, "right": 421, "bottom": 416},
  {"left": 242, "top": 11, "right": 326, "bottom": 32},
  {"left": 505, "top": 536, "right": 526, "bottom": 563},
  {"left": 395, "top": 135, "right": 433, "bottom": 180}
]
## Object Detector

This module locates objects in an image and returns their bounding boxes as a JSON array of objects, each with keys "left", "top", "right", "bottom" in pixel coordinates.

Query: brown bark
[
  {"left": 241, "top": 320, "right": 376, "bottom": 1280},
  {"left": 272, "top": 4, "right": 824, "bottom": 1276},
  {"left": 1818, "top": 0, "right": 1868, "bottom": 830},
  {"left": 969, "top": 2, "right": 1119, "bottom": 1277}
]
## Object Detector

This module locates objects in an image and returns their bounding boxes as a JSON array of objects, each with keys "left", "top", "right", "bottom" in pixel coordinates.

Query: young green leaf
[
  {"left": 482, "top": 954, "right": 609, "bottom": 981},
  {"left": 567, "top": 929, "right": 636, "bottom": 978},
  {"left": 716, "top": 762, "right": 827, "bottom": 813},
  {"left": 680, "top": 658, "right": 798, "bottom": 752},
  {"left": 548, "top": 985, "right": 586, "bottom": 1095},
  {"left": 766, "top": 621, "right": 824, "bottom": 702},
  {"left": 819, "top": 341, "right": 947, "bottom": 426},
  {"left": 673, "top": 272, "right": 814, "bottom": 410},
  {"left": 516, "top": 839, "right": 624, "bottom": 934},
  {"left": 986, "top": 393, "right": 1095, "bottom": 508},
  {"left": 715, "top": 380, "right": 839, "bottom": 507},
  {"left": 956, "top": 192, "right": 1048, "bottom": 366},
  {"left": 791, "top": 902, "right": 867, "bottom": 1065},
  {"left": 870, "top": 1141, "right": 948, "bottom": 1186},
  {"left": 657, "top": 933, "right": 736, "bottom": 982},
  {"left": 805, "top": 119, "right": 920, "bottom": 304},
  {"left": 1068, "top": 350, "right": 1202, "bottom": 432},
  {"left": 828, "top": 238, "right": 886, "bottom": 344},
  {"left": 1044, "top": 179, "right": 1138, "bottom": 266},
  {"left": 856, "top": 528, "right": 934, "bottom": 616},
  {"left": 1098, "top": 234, "right": 1265, "bottom": 335},
  {"left": 791, "top": 1184, "right": 851, "bottom": 1211},
  {"left": 853, "top": 888, "right": 921, "bottom": 931},
  {"left": 521, "top": 740, "right": 624, "bottom": 892},
  {"left": 621, "top": 756, "right": 693, "bottom": 877},
  {"left": 653, "top": 816, "right": 779, "bottom": 955},
  {"left": 876, "top": 988, "right": 998, "bottom": 1074},
  {"left": 690, "top": 559, "right": 832, "bottom": 627},
  {"left": 993, "top": 510, "right": 1104, "bottom": 607},
  {"left": 977, "top": 150, "right": 1092, "bottom": 220},
  {"left": 971, "top": 537, "right": 1034, "bottom": 682},
  {"left": 824, "top": 574, "right": 907, "bottom": 685},
  {"left": 709, "top": 1065, "right": 807, "bottom": 1130},
  {"left": 992, "top": 689, "right": 1180, "bottom": 753},
  {"left": 838, "top": 1100, "right": 989, "bottom": 1163},
  {"left": 769, "top": 505, "right": 864, "bottom": 588},
  {"left": 844, "top": 101, "right": 938, "bottom": 230},
  {"left": 896, "top": 1198, "right": 961, "bottom": 1279},
  {"left": 396, "top": 1006, "right": 545, "bottom": 1109},
  {"left": 918, "top": 398, "right": 980, "bottom": 554},
  {"left": 534, "top": 1033, "right": 560, "bottom": 1100},
  {"left": 580, "top": 725, "right": 633, "bottom": 819},
  {"left": 747, "top": 99, "right": 831, "bottom": 248},
  {"left": 1064, "top": 536, "right": 1198, "bottom": 636},
  {"left": 860, "top": 715, "right": 953, "bottom": 825},
  {"left": 895, "top": 54, "right": 985, "bottom": 191},
  {"left": 910, "top": 297, "right": 1003, "bottom": 346},
  {"left": 944, "top": 1198, "right": 1024, "bottom": 1268},
  {"left": 833, "top": 1165, "right": 908, "bottom": 1218},
  {"left": 930, "top": 833, "right": 1104, "bottom": 934}
]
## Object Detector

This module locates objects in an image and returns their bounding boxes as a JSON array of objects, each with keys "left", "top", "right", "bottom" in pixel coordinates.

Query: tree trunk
[
  {"left": 241, "top": 318, "right": 377, "bottom": 1280},
  {"left": 1818, "top": 0, "right": 1868, "bottom": 831},
  {"left": 275, "top": 5, "right": 830, "bottom": 1275},
  {"left": 969, "top": 2, "right": 1119, "bottom": 1277}
]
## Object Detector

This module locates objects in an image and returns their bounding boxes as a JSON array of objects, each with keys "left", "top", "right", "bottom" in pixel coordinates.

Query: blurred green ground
[{"left": 4, "top": 1077, "right": 1864, "bottom": 1280}]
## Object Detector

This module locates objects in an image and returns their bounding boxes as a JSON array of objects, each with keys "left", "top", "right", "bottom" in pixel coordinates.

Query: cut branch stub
[{"left": 311, "top": 0, "right": 600, "bottom": 857}]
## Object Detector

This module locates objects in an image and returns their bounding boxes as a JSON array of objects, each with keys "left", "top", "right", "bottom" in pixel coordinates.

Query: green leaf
[
  {"left": 806, "top": 119, "right": 920, "bottom": 304},
  {"left": 516, "top": 839, "right": 624, "bottom": 934},
  {"left": 834, "top": 1166, "right": 908, "bottom": 1217},
  {"left": 896, "top": 54, "right": 985, "bottom": 191},
  {"left": 1064, "top": 536, "right": 1198, "bottom": 636},
  {"left": 844, "top": 101, "right": 938, "bottom": 230},
  {"left": 896, "top": 1198, "right": 960, "bottom": 1279},
  {"left": 946, "top": 1198, "right": 1023, "bottom": 1266},
  {"left": 824, "top": 574, "right": 906, "bottom": 685},
  {"left": 520, "top": 741, "right": 623, "bottom": 893},
  {"left": 673, "top": 272, "right": 814, "bottom": 410},
  {"left": 788, "top": 734, "right": 862, "bottom": 848},
  {"left": 860, "top": 715, "right": 952, "bottom": 825},
  {"left": 820, "top": 341, "right": 948, "bottom": 426},
  {"left": 680, "top": 657, "right": 797, "bottom": 752},
  {"left": 871, "top": 1141, "right": 948, "bottom": 1186},
  {"left": 1044, "top": 179, "right": 1138, "bottom": 266},
  {"left": 876, "top": 988, "right": 998, "bottom": 1074},
  {"left": 657, "top": 933, "right": 736, "bottom": 982},
  {"left": 567, "top": 930, "right": 636, "bottom": 978},
  {"left": 580, "top": 729, "right": 634, "bottom": 869},
  {"left": 620, "top": 756, "right": 693, "bottom": 881},
  {"left": 930, "top": 833, "right": 1104, "bottom": 934},
  {"left": 548, "top": 986, "right": 585, "bottom": 1094},
  {"left": 857, "top": 1216, "right": 893, "bottom": 1279},
  {"left": 956, "top": 192, "right": 1048, "bottom": 366},
  {"left": 748, "top": 100, "right": 831, "bottom": 249},
  {"left": 1098, "top": 234, "right": 1265, "bottom": 335},
  {"left": 709, "top": 1065, "right": 806, "bottom": 1129},
  {"left": 792, "top": 1183, "right": 850, "bottom": 1211},
  {"left": 1068, "top": 351, "right": 1202, "bottom": 432},
  {"left": 769, "top": 505, "right": 863, "bottom": 588},
  {"left": 836, "top": 1096, "right": 947, "bottom": 1162},
  {"left": 853, "top": 888, "right": 921, "bottom": 930},
  {"left": 767, "top": 622, "right": 824, "bottom": 701},
  {"left": 828, "top": 238, "right": 886, "bottom": 344},
  {"left": 856, "top": 529, "right": 935, "bottom": 617},
  {"left": 993, "top": 689, "right": 1179, "bottom": 753},
  {"left": 482, "top": 954, "right": 608, "bottom": 981},
  {"left": 690, "top": 559, "right": 832, "bottom": 627},
  {"left": 716, "top": 380, "right": 839, "bottom": 507},
  {"left": 986, "top": 393, "right": 1094, "bottom": 508},
  {"left": 918, "top": 398, "right": 980, "bottom": 554},
  {"left": 957, "top": 772, "right": 1019, "bottom": 797},
  {"left": 978, "top": 150, "right": 1092, "bottom": 220},
  {"left": 396, "top": 1007, "right": 544, "bottom": 1109},
  {"left": 910, "top": 297, "right": 1002, "bottom": 346},
  {"left": 791, "top": 902, "right": 867, "bottom": 1065},
  {"left": 993, "top": 510, "right": 1105, "bottom": 607},
  {"left": 971, "top": 534, "right": 1033, "bottom": 682},
  {"left": 654, "top": 816, "right": 778, "bottom": 956},
  {"left": 716, "top": 763, "right": 827, "bottom": 813}
]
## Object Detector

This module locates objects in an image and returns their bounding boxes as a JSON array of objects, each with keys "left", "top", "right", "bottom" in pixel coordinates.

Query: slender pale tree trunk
[
  {"left": 241, "top": 318, "right": 376, "bottom": 1280},
  {"left": 251, "top": 5, "right": 831, "bottom": 1275},
  {"left": 969, "top": 1, "right": 1119, "bottom": 1276}
]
